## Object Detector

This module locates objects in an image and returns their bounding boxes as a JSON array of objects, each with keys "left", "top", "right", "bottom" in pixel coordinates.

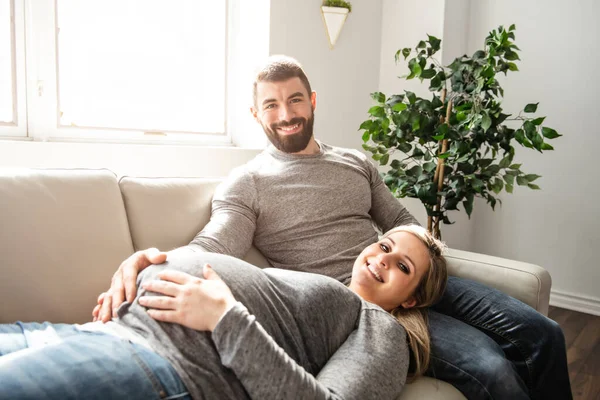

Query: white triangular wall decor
[{"left": 321, "top": 6, "right": 349, "bottom": 49}]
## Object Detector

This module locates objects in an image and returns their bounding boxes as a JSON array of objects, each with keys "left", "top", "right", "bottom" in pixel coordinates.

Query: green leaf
[
  {"left": 481, "top": 113, "right": 492, "bottom": 132},
  {"left": 422, "top": 162, "right": 436, "bottom": 173},
  {"left": 457, "top": 111, "right": 467, "bottom": 122},
  {"left": 405, "top": 91, "right": 417, "bottom": 104},
  {"left": 407, "top": 58, "right": 422, "bottom": 80},
  {"left": 359, "top": 120, "right": 373, "bottom": 131},
  {"left": 371, "top": 92, "right": 386, "bottom": 103},
  {"left": 402, "top": 48, "right": 411, "bottom": 60},
  {"left": 368, "top": 105, "right": 385, "bottom": 118},
  {"left": 427, "top": 34, "right": 441, "bottom": 52},
  {"left": 473, "top": 50, "right": 486, "bottom": 59},
  {"left": 463, "top": 193, "right": 474, "bottom": 217},
  {"left": 508, "top": 62, "right": 519, "bottom": 71},
  {"left": 492, "top": 178, "right": 504, "bottom": 194},
  {"left": 509, "top": 163, "right": 521, "bottom": 170},
  {"left": 532, "top": 117, "right": 546, "bottom": 125},
  {"left": 525, "top": 174, "right": 541, "bottom": 182},
  {"left": 499, "top": 156, "right": 511, "bottom": 168},
  {"left": 432, "top": 134, "right": 445, "bottom": 141},
  {"left": 417, "top": 40, "right": 426, "bottom": 49},
  {"left": 411, "top": 113, "right": 421, "bottom": 131},
  {"left": 398, "top": 142, "right": 413, "bottom": 153},
  {"left": 361, "top": 130, "right": 370, "bottom": 142},
  {"left": 503, "top": 174, "right": 515, "bottom": 185},
  {"left": 509, "top": 24, "right": 516, "bottom": 31},
  {"left": 541, "top": 127, "right": 561, "bottom": 139},
  {"left": 524, "top": 103, "right": 539, "bottom": 113},
  {"left": 504, "top": 50, "right": 520, "bottom": 61},
  {"left": 380, "top": 153, "right": 390, "bottom": 165},
  {"left": 528, "top": 183, "right": 541, "bottom": 190},
  {"left": 392, "top": 102, "right": 407, "bottom": 112},
  {"left": 420, "top": 69, "right": 436, "bottom": 79},
  {"left": 541, "top": 142, "right": 555, "bottom": 150},
  {"left": 506, "top": 183, "right": 514, "bottom": 193},
  {"left": 516, "top": 176, "right": 528, "bottom": 186},
  {"left": 438, "top": 152, "right": 450, "bottom": 159}
]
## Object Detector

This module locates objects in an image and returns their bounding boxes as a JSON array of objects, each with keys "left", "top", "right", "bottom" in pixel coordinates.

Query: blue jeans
[
  {"left": 428, "top": 276, "right": 572, "bottom": 400},
  {"left": 0, "top": 322, "right": 191, "bottom": 400}
]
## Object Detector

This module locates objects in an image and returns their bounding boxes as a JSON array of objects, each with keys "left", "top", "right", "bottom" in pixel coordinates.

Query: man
[{"left": 93, "top": 56, "right": 571, "bottom": 399}]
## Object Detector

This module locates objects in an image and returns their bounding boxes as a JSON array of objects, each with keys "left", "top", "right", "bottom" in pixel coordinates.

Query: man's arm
[
  {"left": 93, "top": 168, "right": 259, "bottom": 322},
  {"left": 365, "top": 158, "right": 420, "bottom": 232}
]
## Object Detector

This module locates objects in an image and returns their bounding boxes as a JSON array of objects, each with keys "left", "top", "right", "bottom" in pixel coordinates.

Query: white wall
[
  {"left": 466, "top": 0, "right": 600, "bottom": 313},
  {"left": 377, "top": 0, "right": 475, "bottom": 251},
  {"left": 270, "top": 0, "right": 383, "bottom": 153}
]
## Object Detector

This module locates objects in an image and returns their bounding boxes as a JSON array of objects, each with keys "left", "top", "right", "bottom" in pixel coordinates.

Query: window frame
[
  {"left": 1, "top": 0, "right": 269, "bottom": 146},
  {"left": 0, "top": 0, "right": 27, "bottom": 138}
]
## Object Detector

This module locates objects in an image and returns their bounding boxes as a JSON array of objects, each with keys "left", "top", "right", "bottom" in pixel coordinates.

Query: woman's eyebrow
[{"left": 387, "top": 236, "right": 416, "bottom": 272}]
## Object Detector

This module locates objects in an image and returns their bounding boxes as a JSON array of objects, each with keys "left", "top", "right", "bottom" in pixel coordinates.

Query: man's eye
[
  {"left": 265, "top": 104, "right": 275, "bottom": 110},
  {"left": 290, "top": 98, "right": 301, "bottom": 103},
  {"left": 379, "top": 243, "right": 389, "bottom": 252},
  {"left": 398, "top": 263, "right": 409, "bottom": 274}
]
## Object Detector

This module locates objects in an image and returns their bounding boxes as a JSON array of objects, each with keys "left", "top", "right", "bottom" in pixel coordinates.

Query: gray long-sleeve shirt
[
  {"left": 190, "top": 141, "right": 418, "bottom": 284},
  {"left": 117, "top": 252, "right": 409, "bottom": 400}
]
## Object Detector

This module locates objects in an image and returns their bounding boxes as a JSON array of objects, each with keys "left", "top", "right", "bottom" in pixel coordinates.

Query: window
[
  {"left": 0, "top": 0, "right": 269, "bottom": 145},
  {"left": 0, "top": 0, "right": 26, "bottom": 137}
]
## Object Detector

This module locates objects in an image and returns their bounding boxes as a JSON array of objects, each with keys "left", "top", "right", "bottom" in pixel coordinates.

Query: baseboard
[{"left": 550, "top": 290, "right": 600, "bottom": 316}]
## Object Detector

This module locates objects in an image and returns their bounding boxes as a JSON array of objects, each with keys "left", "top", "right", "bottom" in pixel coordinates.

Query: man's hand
[
  {"left": 138, "top": 264, "right": 236, "bottom": 332},
  {"left": 92, "top": 248, "right": 167, "bottom": 323}
]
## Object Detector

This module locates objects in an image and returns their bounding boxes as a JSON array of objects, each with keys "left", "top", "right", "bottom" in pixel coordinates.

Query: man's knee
[{"left": 429, "top": 349, "right": 528, "bottom": 400}]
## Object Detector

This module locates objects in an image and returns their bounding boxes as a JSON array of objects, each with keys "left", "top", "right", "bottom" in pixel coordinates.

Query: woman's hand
[{"left": 138, "top": 264, "right": 237, "bottom": 332}]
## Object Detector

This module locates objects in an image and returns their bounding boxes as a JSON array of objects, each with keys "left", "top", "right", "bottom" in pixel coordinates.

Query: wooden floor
[{"left": 548, "top": 306, "right": 600, "bottom": 400}]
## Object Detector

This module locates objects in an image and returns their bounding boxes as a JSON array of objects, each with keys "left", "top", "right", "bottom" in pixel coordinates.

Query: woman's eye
[
  {"left": 398, "top": 263, "right": 409, "bottom": 274},
  {"left": 379, "top": 243, "right": 389, "bottom": 252}
]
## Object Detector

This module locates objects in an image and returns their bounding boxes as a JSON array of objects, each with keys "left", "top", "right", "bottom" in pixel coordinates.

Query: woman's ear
[{"left": 401, "top": 296, "right": 417, "bottom": 309}]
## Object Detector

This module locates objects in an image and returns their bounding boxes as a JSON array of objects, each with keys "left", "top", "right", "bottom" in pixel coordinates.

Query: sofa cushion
[
  {"left": 0, "top": 168, "right": 134, "bottom": 324},
  {"left": 119, "top": 176, "right": 271, "bottom": 268},
  {"left": 119, "top": 176, "right": 220, "bottom": 252}
]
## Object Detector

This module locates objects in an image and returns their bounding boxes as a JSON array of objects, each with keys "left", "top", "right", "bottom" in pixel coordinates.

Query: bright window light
[
  {"left": 0, "top": 0, "right": 14, "bottom": 124},
  {"left": 56, "top": 0, "right": 226, "bottom": 134}
]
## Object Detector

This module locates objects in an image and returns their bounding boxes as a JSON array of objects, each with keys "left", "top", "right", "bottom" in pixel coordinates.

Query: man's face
[{"left": 252, "top": 77, "right": 317, "bottom": 154}]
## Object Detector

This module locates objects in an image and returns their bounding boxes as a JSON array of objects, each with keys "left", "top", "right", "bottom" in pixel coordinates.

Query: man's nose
[{"left": 278, "top": 104, "right": 294, "bottom": 121}]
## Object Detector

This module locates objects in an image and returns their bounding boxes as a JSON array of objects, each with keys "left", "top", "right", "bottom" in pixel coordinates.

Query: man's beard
[{"left": 262, "top": 112, "right": 315, "bottom": 154}]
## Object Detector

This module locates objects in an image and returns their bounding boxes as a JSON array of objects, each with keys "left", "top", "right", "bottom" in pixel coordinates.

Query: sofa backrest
[
  {"left": 0, "top": 169, "right": 135, "bottom": 323},
  {"left": 119, "top": 176, "right": 272, "bottom": 269}
]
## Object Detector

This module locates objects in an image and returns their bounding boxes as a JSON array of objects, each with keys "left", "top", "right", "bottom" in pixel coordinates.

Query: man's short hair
[{"left": 252, "top": 55, "right": 312, "bottom": 108}]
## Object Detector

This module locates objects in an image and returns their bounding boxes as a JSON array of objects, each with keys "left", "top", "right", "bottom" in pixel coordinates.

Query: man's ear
[
  {"left": 250, "top": 106, "right": 259, "bottom": 122},
  {"left": 401, "top": 296, "right": 417, "bottom": 309},
  {"left": 310, "top": 91, "right": 317, "bottom": 110}
]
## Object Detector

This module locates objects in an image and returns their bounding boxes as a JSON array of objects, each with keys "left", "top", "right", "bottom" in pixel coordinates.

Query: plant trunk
[{"left": 428, "top": 90, "right": 452, "bottom": 240}]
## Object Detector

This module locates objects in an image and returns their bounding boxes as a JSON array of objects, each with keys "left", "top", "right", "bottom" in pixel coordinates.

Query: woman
[{"left": 0, "top": 225, "right": 447, "bottom": 400}]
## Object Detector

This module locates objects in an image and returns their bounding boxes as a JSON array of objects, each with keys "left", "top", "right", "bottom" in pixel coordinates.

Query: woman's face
[{"left": 349, "top": 231, "right": 430, "bottom": 311}]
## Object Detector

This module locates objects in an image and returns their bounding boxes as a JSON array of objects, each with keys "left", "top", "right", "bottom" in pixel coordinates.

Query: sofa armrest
[{"left": 445, "top": 249, "right": 552, "bottom": 316}]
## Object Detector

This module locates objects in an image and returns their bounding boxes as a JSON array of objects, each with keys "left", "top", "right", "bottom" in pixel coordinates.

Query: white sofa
[{"left": 0, "top": 168, "right": 552, "bottom": 400}]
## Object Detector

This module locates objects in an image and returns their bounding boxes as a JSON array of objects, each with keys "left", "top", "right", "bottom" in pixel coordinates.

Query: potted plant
[
  {"left": 359, "top": 25, "right": 561, "bottom": 238},
  {"left": 321, "top": 1, "right": 352, "bottom": 48}
]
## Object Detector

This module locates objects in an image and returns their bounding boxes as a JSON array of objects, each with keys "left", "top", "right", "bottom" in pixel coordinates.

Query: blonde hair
[{"left": 383, "top": 225, "right": 448, "bottom": 381}]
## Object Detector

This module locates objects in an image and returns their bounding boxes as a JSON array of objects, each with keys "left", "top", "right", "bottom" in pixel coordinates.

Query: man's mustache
[{"left": 271, "top": 117, "right": 306, "bottom": 130}]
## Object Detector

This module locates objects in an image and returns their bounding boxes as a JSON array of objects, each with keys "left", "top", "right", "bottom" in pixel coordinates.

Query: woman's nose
[{"left": 378, "top": 254, "right": 389, "bottom": 269}]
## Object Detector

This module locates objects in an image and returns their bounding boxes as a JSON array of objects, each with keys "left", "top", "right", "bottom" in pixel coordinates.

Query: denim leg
[
  {"left": 431, "top": 276, "right": 572, "bottom": 400},
  {"left": 427, "top": 310, "right": 529, "bottom": 399},
  {"left": 0, "top": 322, "right": 80, "bottom": 356},
  {"left": 0, "top": 324, "right": 190, "bottom": 400}
]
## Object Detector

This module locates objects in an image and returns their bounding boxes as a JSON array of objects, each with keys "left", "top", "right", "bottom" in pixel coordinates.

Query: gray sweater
[
  {"left": 190, "top": 141, "right": 418, "bottom": 284},
  {"left": 117, "top": 252, "right": 409, "bottom": 400}
]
